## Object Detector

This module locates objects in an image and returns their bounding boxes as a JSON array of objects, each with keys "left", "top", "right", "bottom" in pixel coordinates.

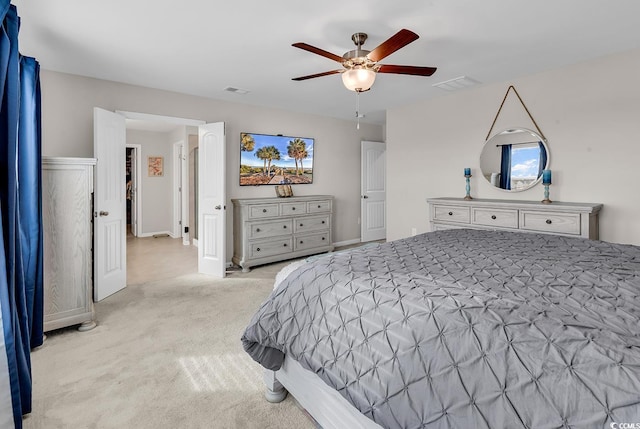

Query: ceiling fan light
[{"left": 342, "top": 67, "right": 376, "bottom": 92}]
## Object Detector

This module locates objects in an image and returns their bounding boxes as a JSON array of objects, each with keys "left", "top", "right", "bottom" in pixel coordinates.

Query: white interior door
[
  {"left": 361, "top": 141, "right": 386, "bottom": 242},
  {"left": 94, "top": 107, "right": 127, "bottom": 301},
  {"left": 198, "top": 122, "right": 226, "bottom": 277},
  {"left": 173, "top": 142, "right": 183, "bottom": 239},
  {"left": 181, "top": 140, "right": 190, "bottom": 245}
]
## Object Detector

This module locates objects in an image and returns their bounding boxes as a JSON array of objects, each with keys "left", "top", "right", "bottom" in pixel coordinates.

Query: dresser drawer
[
  {"left": 250, "top": 238, "right": 292, "bottom": 258},
  {"left": 472, "top": 208, "right": 519, "bottom": 229},
  {"left": 432, "top": 205, "right": 471, "bottom": 224},
  {"left": 280, "top": 202, "right": 306, "bottom": 216},
  {"left": 307, "top": 200, "right": 332, "bottom": 214},
  {"left": 294, "top": 215, "right": 330, "bottom": 233},
  {"left": 249, "top": 204, "right": 279, "bottom": 219},
  {"left": 520, "top": 211, "right": 581, "bottom": 235},
  {"left": 248, "top": 220, "right": 292, "bottom": 239},
  {"left": 294, "top": 232, "right": 330, "bottom": 251}
]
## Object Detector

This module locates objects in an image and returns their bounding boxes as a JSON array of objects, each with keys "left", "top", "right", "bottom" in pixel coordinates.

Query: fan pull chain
[{"left": 355, "top": 91, "right": 360, "bottom": 130}]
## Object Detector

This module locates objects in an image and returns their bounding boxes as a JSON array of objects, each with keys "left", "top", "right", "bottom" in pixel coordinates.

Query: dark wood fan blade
[
  {"left": 292, "top": 70, "right": 343, "bottom": 81},
  {"left": 367, "top": 29, "right": 419, "bottom": 62},
  {"left": 292, "top": 43, "right": 345, "bottom": 63},
  {"left": 378, "top": 64, "right": 437, "bottom": 76}
]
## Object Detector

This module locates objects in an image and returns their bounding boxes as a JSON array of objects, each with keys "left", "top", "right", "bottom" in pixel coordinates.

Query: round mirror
[{"left": 479, "top": 128, "right": 549, "bottom": 192}]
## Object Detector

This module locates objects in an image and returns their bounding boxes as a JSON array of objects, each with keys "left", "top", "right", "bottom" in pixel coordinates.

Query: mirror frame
[{"left": 480, "top": 127, "right": 549, "bottom": 192}]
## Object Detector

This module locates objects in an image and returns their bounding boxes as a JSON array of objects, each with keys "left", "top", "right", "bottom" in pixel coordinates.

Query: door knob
[
  {"left": 362, "top": 195, "right": 369, "bottom": 199},
  {"left": 99, "top": 211, "right": 109, "bottom": 216},
  {"left": 215, "top": 205, "right": 222, "bottom": 210}
]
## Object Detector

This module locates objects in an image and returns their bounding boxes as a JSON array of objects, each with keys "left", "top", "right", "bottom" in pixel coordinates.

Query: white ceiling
[{"left": 12, "top": 0, "right": 640, "bottom": 125}]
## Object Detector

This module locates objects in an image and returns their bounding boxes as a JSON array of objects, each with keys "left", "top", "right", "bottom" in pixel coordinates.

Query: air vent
[
  {"left": 432, "top": 76, "right": 480, "bottom": 91},
  {"left": 223, "top": 86, "right": 249, "bottom": 95}
]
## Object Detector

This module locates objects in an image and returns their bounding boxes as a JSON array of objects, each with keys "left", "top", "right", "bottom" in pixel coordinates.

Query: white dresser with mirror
[
  {"left": 428, "top": 198, "right": 602, "bottom": 240},
  {"left": 434, "top": 88, "right": 606, "bottom": 238}
]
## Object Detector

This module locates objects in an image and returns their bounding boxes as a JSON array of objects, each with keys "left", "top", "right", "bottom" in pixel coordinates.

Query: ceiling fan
[{"left": 292, "top": 29, "right": 437, "bottom": 92}]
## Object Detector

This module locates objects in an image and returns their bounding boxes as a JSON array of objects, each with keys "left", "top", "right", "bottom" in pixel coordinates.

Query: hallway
[{"left": 127, "top": 235, "right": 198, "bottom": 285}]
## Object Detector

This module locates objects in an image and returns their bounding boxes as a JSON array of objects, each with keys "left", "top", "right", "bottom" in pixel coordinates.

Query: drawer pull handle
[
  {"left": 283, "top": 243, "right": 288, "bottom": 247},
  {"left": 300, "top": 240, "right": 304, "bottom": 244},
  {"left": 292, "top": 207, "right": 296, "bottom": 211},
  {"left": 546, "top": 219, "right": 552, "bottom": 224},
  {"left": 448, "top": 211, "right": 453, "bottom": 216},
  {"left": 322, "top": 237, "right": 325, "bottom": 241},
  {"left": 283, "top": 225, "right": 287, "bottom": 229},
  {"left": 491, "top": 215, "right": 497, "bottom": 220},
  {"left": 262, "top": 209, "right": 267, "bottom": 213},
  {"left": 321, "top": 220, "right": 325, "bottom": 224},
  {"left": 300, "top": 223, "right": 303, "bottom": 227},
  {"left": 256, "top": 248, "right": 261, "bottom": 252},
  {"left": 317, "top": 205, "right": 321, "bottom": 208},
  {"left": 256, "top": 228, "right": 261, "bottom": 232}
]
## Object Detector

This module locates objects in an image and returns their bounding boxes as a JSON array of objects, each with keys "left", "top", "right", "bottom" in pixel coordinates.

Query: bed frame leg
[{"left": 263, "top": 370, "right": 287, "bottom": 403}]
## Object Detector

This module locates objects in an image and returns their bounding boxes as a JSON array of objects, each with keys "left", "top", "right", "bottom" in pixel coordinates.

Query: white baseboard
[
  {"left": 192, "top": 238, "right": 198, "bottom": 248},
  {"left": 333, "top": 238, "right": 361, "bottom": 247}
]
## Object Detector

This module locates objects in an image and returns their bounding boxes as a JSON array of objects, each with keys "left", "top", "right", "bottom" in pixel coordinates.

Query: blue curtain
[
  {"left": 0, "top": 3, "right": 43, "bottom": 428},
  {"left": 537, "top": 142, "right": 547, "bottom": 179},
  {"left": 499, "top": 144, "right": 512, "bottom": 190}
]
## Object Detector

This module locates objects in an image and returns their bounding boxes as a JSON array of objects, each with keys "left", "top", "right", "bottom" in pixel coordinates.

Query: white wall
[
  {"left": 126, "top": 129, "right": 173, "bottom": 235},
  {"left": 387, "top": 48, "right": 640, "bottom": 245},
  {"left": 40, "top": 70, "right": 385, "bottom": 255}
]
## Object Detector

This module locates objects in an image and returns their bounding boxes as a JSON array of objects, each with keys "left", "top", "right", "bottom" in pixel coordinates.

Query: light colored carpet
[{"left": 24, "top": 256, "right": 316, "bottom": 429}]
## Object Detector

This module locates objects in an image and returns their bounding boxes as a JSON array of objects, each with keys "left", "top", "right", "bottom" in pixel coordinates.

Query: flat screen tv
[{"left": 240, "top": 132, "right": 314, "bottom": 186}]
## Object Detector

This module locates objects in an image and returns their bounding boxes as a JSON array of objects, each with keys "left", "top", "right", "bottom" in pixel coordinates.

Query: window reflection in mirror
[{"left": 480, "top": 128, "right": 548, "bottom": 192}]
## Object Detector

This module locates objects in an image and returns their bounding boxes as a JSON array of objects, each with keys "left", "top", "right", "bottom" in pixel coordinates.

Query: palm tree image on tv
[
  {"left": 241, "top": 133, "right": 255, "bottom": 152},
  {"left": 240, "top": 133, "right": 313, "bottom": 186},
  {"left": 255, "top": 145, "right": 281, "bottom": 177},
  {"left": 287, "top": 138, "right": 309, "bottom": 176}
]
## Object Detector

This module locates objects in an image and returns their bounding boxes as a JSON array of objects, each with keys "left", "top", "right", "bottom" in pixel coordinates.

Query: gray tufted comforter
[{"left": 242, "top": 229, "right": 640, "bottom": 428}]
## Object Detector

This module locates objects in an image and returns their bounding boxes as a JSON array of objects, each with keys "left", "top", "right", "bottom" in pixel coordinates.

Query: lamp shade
[{"left": 342, "top": 67, "right": 376, "bottom": 92}]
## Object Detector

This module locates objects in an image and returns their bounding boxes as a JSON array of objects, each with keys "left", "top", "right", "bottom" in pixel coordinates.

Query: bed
[{"left": 242, "top": 229, "right": 640, "bottom": 428}]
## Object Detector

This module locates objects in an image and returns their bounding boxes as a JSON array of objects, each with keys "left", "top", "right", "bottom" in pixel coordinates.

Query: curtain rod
[{"left": 495, "top": 141, "right": 542, "bottom": 147}]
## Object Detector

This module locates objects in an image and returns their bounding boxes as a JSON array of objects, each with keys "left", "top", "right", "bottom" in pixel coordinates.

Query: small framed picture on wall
[{"left": 148, "top": 156, "right": 163, "bottom": 177}]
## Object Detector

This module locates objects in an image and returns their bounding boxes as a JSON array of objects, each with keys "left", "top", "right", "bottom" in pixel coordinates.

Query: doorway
[
  {"left": 173, "top": 141, "right": 184, "bottom": 241},
  {"left": 94, "top": 108, "right": 227, "bottom": 301},
  {"left": 126, "top": 145, "right": 141, "bottom": 237},
  {"left": 122, "top": 115, "right": 198, "bottom": 240},
  {"left": 188, "top": 136, "right": 199, "bottom": 246}
]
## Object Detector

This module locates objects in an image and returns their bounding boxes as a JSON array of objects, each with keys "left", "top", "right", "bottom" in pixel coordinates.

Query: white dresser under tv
[{"left": 232, "top": 195, "right": 334, "bottom": 272}]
